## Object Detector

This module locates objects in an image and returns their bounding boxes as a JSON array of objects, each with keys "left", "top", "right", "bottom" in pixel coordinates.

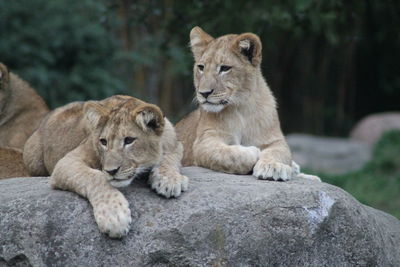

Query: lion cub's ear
[
  {"left": 190, "top": 26, "right": 214, "bottom": 61},
  {"left": 84, "top": 101, "right": 110, "bottom": 129},
  {"left": 0, "top": 63, "right": 10, "bottom": 90},
  {"left": 134, "top": 104, "right": 165, "bottom": 136},
  {"left": 231, "top": 33, "right": 262, "bottom": 66}
]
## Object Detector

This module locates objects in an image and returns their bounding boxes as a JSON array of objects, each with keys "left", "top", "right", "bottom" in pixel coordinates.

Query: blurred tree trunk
[
  {"left": 315, "top": 41, "right": 330, "bottom": 135},
  {"left": 336, "top": 40, "right": 356, "bottom": 134},
  {"left": 160, "top": 59, "right": 173, "bottom": 115},
  {"left": 116, "top": 0, "right": 146, "bottom": 97},
  {"left": 117, "top": 0, "right": 133, "bottom": 50}
]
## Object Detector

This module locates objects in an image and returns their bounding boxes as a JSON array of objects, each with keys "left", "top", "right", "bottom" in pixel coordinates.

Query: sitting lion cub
[
  {"left": 0, "top": 63, "right": 49, "bottom": 149},
  {"left": 176, "top": 27, "right": 319, "bottom": 182},
  {"left": 24, "top": 95, "right": 188, "bottom": 237}
]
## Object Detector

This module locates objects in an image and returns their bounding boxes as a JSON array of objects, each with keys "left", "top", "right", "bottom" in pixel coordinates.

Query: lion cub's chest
[{"left": 222, "top": 111, "right": 268, "bottom": 147}]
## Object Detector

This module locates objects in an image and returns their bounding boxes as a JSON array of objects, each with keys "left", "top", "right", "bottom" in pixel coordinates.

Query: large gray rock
[
  {"left": 287, "top": 134, "right": 371, "bottom": 174},
  {"left": 1, "top": 167, "right": 399, "bottom": 267},
  {"left": 350, "top": 112, "right": 400, "bottom": 145}
]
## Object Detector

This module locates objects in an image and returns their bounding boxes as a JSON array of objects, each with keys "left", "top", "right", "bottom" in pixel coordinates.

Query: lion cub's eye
[
  {"left": 197, "top": 64, "right": 204, "bottom": 71},
  {"left": 100, "top": 138, "right": 107, "bottom": 146},
  {"left": 219, "top": 65, "right": 232, "bottom": 73},
  {"left": 124, "top": 137, "right": 136, "bottom": 145}
]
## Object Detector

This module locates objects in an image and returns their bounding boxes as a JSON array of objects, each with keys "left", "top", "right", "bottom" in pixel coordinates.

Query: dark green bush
[
  {"left": 321, "top": 130, "right": 400, "bottom": 218},
  {"left": 0, "top": 0, "right": 398, "bottom": 133},
  {"left": 0, "top": 0, "right": 124, "bottom": 107}
]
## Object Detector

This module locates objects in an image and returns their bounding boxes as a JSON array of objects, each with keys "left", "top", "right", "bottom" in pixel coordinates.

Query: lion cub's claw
[
  {"left": 93, "top": 194, "right": 132, "bottom": 238},
  {"left": 149, "top": 171, "right": 189, "bottom": 198},
  {"left": 253, "top": 160, "right": 293, "bottom": 181}
]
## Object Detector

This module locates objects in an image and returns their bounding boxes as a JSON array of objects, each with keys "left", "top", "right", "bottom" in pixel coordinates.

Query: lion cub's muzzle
[
  {"left": 197, "top": 90, "right": 230, "bottom": 107},
  {"left": 197, "top": 92, "right": 230, "bottom": 113},
  {"left": 103, "top": 167, "right": 134, "bottom": 188},
  {"left": 103, "top": 165, "right": 152, "bottom": 188},
  {"left": 105, "top": 167, "right": 119, "bottom": 176}
]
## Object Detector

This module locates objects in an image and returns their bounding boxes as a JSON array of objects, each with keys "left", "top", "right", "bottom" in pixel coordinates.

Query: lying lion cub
[
  {"left": 24, "top": 95, "right": 188, "bottom": 237},
  {"left": 0, "top": 63, "right": 49, "bottom": 149},
  {"left": 0, "top": 147, "right": 29, "bottom": 178},
  {"left": 176, "top": 27, "right": 319, "bottom": 182}
]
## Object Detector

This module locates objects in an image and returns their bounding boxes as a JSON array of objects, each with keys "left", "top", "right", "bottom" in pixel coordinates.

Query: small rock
[
  {"left": 350, "top": 112, "right": 400, "bottom": 145},
  {"left": 287, "top": 134, "right": 371, "bottom": 174}
]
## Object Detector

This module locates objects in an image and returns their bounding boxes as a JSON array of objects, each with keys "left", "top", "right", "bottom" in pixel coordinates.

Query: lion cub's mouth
[
  {"left": 109, "top": 177, "right": 134, "bottom": 188},
  {"left": 201, "top": 99, "right": 228, "bottom": 105},
  {"left": 200, "top": 100, "right": 229, "bottom": 113},
  {"left": 107, "top": 166, "right": 152, "bottom": 188}
]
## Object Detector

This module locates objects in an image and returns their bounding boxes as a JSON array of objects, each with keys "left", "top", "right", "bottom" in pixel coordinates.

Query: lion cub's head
[
  {"left": 190, "top": 26, "right": 263, "bottom": 113},
  {"left": 85, "top": 97, "right": 165, "bottom": 187}
]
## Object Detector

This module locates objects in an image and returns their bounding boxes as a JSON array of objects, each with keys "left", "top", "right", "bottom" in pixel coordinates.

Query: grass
[{"left": 315, "top": 130, "right": 400, "bottom": 219}]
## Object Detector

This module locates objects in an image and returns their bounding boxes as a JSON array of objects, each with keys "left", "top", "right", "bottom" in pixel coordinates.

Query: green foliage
[
  {"left": 0, "top": 0, "right": 398, "bottom": 133},
  {"left": 321, "top": 130, "right": 400, "bottom": 219},
  {"left": 368, "top": 130, "right": 400, "bottom": 174},
  {"left": 0, "top": 0, "right": 124, "bottom": 107}
]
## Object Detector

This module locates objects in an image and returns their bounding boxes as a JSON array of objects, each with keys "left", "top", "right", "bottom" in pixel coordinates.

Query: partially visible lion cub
[
  {"left": 24, "top": 95, "right": 188, "bottom": 237},
  {"left": 0, "top": 63, "right": 49, "bottom": 149},
  {"left": 176, "top": 27, "right": 319, "bottom": 182},
  {"left": 0, "top": 147, "right": 29, "bottom": 179}
]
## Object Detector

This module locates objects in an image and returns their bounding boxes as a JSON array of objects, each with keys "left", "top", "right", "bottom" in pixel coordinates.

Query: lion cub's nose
[
  {"left": 199, "top": 89, "right": 214, "bottom": 99},
  {"left": 105, "top": 167, "right": 120, "bottom": 176}
]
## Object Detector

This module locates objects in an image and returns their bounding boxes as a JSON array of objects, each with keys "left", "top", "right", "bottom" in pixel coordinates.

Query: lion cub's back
[
  {"left": 175, "top": 109, "right": 201, "bottom": 166},
  {"left": 0, "top": 73, "right": 49, "bottom": 149},
  {"left": 43, "top": 101, "right": 89, "bottom": 171},
  {"left": 22, "top": 101, "right": 88, "bottom": 175},
  {"left": 0, "top": 147, "right": 29, "bottom": 178}
]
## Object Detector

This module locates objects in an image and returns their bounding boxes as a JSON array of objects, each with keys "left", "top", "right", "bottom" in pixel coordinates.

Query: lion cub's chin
[
  {"left": 109, "top": 178, "right": 134, "bottom": 188},
  {"left": 107, "top": 165, "right": 153, "bottom": 188},
  {"left": 201, "top": 103, "right": 225, "bottom": 113}
]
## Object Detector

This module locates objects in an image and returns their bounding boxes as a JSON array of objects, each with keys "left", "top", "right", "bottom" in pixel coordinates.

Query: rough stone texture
[
  {"left": 1, "top": 167, "right": 399, "bottom": 267},
  {"left": 350, "top": 112, "right": 400, "bottom": 145},
  {"left": 287, "top": 134, "right": 371, "bottom": 174}
]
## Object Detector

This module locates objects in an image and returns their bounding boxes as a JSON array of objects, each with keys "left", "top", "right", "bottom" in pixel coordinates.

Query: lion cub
[
  {"left": 0, "top": 147, "right": 29, "bottom": 178},
  {"left": 0, "top": 63, "right": 49, "bottom": 149},
  {"left": 176, "top": 27, "right": 319, "bottom": 182},
  {"left": 24, "top": 95, "right": 188, "bottom": 237}
]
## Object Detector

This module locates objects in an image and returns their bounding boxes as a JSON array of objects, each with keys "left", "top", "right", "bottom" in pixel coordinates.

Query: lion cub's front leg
[
  {"left": 149, "top": 120, "right": 189, "bottom": 198},
  {"left": 253, "top": 140, "right": 293, "bottom": 181},
  {"left": 90, "top": 184, "right": 132, "bottom": 238},
  {"left": 51, "top": 150, "right": 132, "bottom": 238},
  {"left": 150, "top": 159, "right": 189, "bottom": 198},
  {"left": 193, "top": 136, "right": 260, "bottom": 175}
]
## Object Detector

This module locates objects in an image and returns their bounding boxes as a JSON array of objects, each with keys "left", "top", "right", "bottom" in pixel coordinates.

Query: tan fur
[
  {"left": 24, "top": 95, "right": 188, "bottom": 237},
  {"left": 0, "top": 147, "right": 29, "bottom": 178},
  {"left": 176, "top": 27, "right": 320, "bottom": 182},
  {"left": 0, "top": 63, "right": 49, "bottom": 149}
]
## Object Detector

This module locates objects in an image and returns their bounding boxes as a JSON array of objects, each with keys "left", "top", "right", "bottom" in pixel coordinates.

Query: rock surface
[
  {"left": 1, "top": 167, "right": 399, "bottom": 267},
  {"left": 350, "top": 112, "right": 400, "bottom": 145},
  {"left": 287, "top": 134, "right": 371, "bottom": 174}
]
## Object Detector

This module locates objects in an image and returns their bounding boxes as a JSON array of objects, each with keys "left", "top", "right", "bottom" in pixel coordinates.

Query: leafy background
[{"left": 1, "top": 0, "right": 399, "bottom": 134}]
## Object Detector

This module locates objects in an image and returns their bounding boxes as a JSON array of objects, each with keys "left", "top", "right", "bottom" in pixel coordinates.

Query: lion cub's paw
[
  {"left": 93, "top": 192, "right": 132, "bottom": 238},
  {"left": 253, "top": 160, "right": 293, "bottom": 181},
  {"left": 291, "top": 161, "right": 322, "bottom": 182},
  {"left": 235, "top": 145, "right": 260, "bottom": 161},
  {"left": 149, "top": 170, "right": 189, "bottom": 198},
  {"left": 296, "top": 173, "right": 322, "bottom": 182},
  {"left": 231, "top": 145, "right": 260, "bottom": 169}
]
